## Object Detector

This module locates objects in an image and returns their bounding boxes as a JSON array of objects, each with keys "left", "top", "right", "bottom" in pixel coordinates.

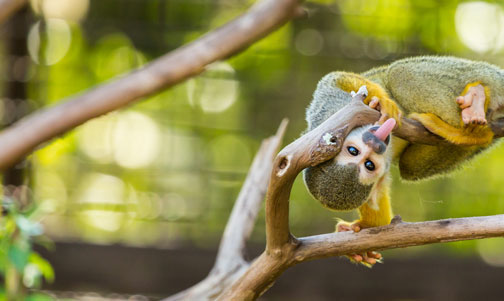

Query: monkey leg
[
  {"left": 456, "top": 82, "right": 488, "bottom": 125},
  {"left": 336, "top": 176, "right": 392, "bottom": 267}
]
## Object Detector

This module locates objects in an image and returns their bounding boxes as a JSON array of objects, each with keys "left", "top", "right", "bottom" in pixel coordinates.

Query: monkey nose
[{"left": 374, "top": 118, "right": 396, "bottom": 141}]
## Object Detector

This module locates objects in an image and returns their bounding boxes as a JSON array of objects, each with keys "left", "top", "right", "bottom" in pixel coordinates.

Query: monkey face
[
  {"left": 303, "top": 119, "right": 396, "bottom": 211},
  {"left": 334, "top": 119, "right": 395, "bottom": 185}
]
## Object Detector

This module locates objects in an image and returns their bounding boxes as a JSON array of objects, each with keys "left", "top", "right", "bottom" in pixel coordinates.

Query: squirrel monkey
[{"left": 303, "top": 56, "right": 502, "bottom": 266}]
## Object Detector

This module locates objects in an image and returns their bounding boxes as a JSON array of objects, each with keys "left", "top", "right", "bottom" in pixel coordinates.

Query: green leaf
[
  {"left": 7, "top": 244, "right": 31, "bottom": 271},
  {"left": 29, "top": 253, "right": 54, "bottom": 283}
]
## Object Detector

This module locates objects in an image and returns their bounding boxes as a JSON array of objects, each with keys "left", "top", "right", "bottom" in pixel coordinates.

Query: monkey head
[{"left": 303, "top": 118, "right": 396, "bottom": 211}]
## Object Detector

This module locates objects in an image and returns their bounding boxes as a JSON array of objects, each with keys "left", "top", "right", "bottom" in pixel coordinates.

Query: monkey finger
[{"left": 369, "top": 98, "right": 380, "bottom": 110}]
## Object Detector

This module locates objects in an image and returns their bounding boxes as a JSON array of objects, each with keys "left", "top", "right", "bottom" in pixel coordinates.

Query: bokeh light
[
  {"left": 477, "top": 238, "right": 504, "bottom": 267},
  {"left": 78, "top": 114, "right": 116, "bottom": 164},
  {"left": 77, "top": 173, "right": 125, "bottom": 232},
  {"left": 455, "top": 1, "right": 504, "bottom": 54},
  {"left": 187, "top": 62, "right": 239, "bottom": 113},
  {"left": 27, "top": 18, "right": 72, "bottom": 65},
  {"left": 30, "top": 0, "right": 90, "bottom": 22},
  {"left": 112, "top": 111, "right": 161, "bottom": 169},
  {"left": 295, "top": 29, "right": 324, "bottom": 56}
]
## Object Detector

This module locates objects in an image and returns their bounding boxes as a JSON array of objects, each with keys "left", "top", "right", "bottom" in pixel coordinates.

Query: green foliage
[{"left": 0, "top": 199, "right": 54, "bottom": 299}]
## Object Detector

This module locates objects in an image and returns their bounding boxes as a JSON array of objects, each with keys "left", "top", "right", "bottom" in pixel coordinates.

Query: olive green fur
[
  {"left": 304, "top": 162, "right": 373, "bottom": 211},
  {"left": 304, "top": 56, "right": 504, "bottom": 206}
]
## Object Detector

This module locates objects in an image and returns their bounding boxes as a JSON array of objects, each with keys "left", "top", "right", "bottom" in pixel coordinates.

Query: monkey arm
[{"left": 335, "top": 72, "right": 403, "bottom": 125}]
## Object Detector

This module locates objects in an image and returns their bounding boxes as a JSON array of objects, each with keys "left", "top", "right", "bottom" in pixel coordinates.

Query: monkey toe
[
  {"left": 336, "top": 220, "right": 361, "bottom": 233},
  {"left": 336, "top": 223, "right": 352, "bottom": 232},
  {"left": 462, "top": 107, "right": 487, "bottom": 125},
  {"left": 470, "top": 116, "right": 487, "bottom": 125},
  {"left": 456, "top": 95, "right": 472, "bottom": 109},
  {"left": 346, "top": 251, "right": 383, "bottom": 267}
]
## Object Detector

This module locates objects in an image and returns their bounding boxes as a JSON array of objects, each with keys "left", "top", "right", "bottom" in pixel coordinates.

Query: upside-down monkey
[{"left": 304, "top": 56, "right": 501, "bottom": 266}]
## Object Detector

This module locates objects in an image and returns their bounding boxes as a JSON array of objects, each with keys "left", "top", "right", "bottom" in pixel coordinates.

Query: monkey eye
[
  {"left": 364, "top": 160, "right": 375, "bottom": 171},
  {"left": 347, "top": 146, "right": 359, "bottom": 156}
]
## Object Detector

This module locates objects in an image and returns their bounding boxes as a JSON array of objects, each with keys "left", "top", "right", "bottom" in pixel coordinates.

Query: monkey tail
[{"left": 408, "top": 112, "right": 494, "bottom": 146}]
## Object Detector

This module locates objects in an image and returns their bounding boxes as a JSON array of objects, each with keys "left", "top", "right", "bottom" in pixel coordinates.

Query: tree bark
[{"left": 217, "top": 92, "right": 504, "bottom": 300}]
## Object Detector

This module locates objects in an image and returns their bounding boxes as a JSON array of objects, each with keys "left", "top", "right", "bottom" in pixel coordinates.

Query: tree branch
[
  {"left": 218, "top": 93, "right": 504, "bottom": 300},
  {"left": 164, "top": 120, "right": 287, "bottom": 301},
  {"left": 213, "top": 119, "right": 288, "bottom": 273},
  {"left": 220, "top": 214, "right": 504, "bottom": 300},
  {"left": 0, "top": 0, "right": 26, "bottom": 26},
  {"left": 0, "top": 0, "right": 304, "bottom": 170},
  {"left": 293, "top": 214, "right": 504, "bottom": 262}
]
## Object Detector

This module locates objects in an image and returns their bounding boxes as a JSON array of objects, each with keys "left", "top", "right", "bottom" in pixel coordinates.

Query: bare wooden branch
[
  {"left": 217, "top": 94, "right": 504, "bottom": 300},
  {"left": 293, "top": 214, "right": 504, "bottom": 262},
  {"left": 220, "top": 214, "right": 504, "bottom": 300},
  {"left": 0, "top": 0, "right": 26, "bottom": 26},
  {"left": 164, "top": 120, "right": 288, "bottom": 301},
  {"left": 265, "top": 92, "right": 379, "bottom": 251},
  {"left": 0, "top": 0, "right": 304, "bottom": 170},
  {"left": 213, "top": 119, "right": 288, "bottom": 272}
]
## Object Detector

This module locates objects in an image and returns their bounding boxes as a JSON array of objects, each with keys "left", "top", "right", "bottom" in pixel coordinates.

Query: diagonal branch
[
  {"left": 0, "top": 0, "right": 26, "bottom": 26},
  {"left": 0, "top": 0, "right": 304, "bottom": 170},
  {"left": 213, "top": 119, "right": 288, "bottom": 272},
  {"left": 164, "top": 120, "right": 287, "bottom": 301}
]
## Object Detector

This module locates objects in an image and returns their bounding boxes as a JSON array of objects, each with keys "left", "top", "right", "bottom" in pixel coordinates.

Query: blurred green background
[{"left": 2, "top": 0, "right": 504, "bottom": 299}]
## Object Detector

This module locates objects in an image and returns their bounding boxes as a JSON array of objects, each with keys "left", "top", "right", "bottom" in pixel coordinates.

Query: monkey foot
[
  {"left": 336, "top": 221, "right": 383, "bottom": 267},
  {"left": 456, "top": 84, "right": 487, "bottom": 125}
]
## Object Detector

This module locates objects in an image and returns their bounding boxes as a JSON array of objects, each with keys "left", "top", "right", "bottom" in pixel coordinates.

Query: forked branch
[{"left": 217, "top": 92, "right": 504, "bottom": 300}]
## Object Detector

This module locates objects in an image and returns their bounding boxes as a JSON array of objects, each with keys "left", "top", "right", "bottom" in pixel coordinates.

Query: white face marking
[{"left": 334, "top": 125, "right": 391, "bottom": 185}]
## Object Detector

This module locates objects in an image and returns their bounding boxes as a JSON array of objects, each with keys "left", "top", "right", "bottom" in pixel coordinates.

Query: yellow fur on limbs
[
  {"left": 336, "top": 72, "right": 402, "bottom": 124},
  {"left": 357, "top": 177, "right": 393, "bottom": 228},
  {"left": 409, "top": 82, "right": 493, "bottom": 146}
]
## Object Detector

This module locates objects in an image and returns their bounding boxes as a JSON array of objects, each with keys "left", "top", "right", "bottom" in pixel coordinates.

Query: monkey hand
[
  {"left": 368, "top": 96, "right": 402, "bottom": 126},
  {"left": 336, "top": 220, "right": 383, "bottom": 268}
]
